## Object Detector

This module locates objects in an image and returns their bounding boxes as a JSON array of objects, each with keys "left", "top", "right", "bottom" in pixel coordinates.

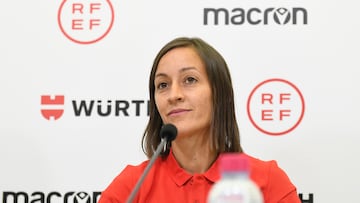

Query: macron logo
[{"left": 41, "top": 95, "right": 65, "bottom": 120}]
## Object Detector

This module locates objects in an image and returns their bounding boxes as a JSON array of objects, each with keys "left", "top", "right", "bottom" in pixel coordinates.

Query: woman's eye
[
  {"left": 157, "top": 82, "right": 168, "bottom": 89},
  {"left": 185, "top": 77, "right": 197, "bottom": 84}
]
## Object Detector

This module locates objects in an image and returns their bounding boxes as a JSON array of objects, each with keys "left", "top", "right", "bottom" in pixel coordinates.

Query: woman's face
[{"left": 154, "top": 47, "right": 213, "bottom": 138}]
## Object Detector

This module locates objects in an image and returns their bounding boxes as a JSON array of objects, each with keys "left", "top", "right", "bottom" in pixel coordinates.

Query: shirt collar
[{"left": 164, "top": 149, "right": 221, "bottom": 186}]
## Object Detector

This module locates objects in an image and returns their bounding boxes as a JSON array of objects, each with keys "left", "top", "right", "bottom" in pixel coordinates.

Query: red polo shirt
[{"left": 99, "top": 152, "right": 300, "bottom": 203}]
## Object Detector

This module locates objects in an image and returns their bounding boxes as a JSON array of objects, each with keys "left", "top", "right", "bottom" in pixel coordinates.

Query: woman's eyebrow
[{"left": 155, "top": 67, "right": 197, "bottom": 78}]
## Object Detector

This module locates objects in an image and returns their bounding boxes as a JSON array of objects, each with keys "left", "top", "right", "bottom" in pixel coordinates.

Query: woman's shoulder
[
  {"left": 99, "top": 160, "right": 152, "bottom": 203},
  {"left": 115, "top": 159, "right": 152, "bottom": 184},
  {"left": 244, "top": 153, "right": 290, "bottom": 183},
  {"left": 122, "top": 160, "right": 150, "bottom": 174},
  {"left": 244, "top": 153, "right": 278, "bottom": 173},
  {"left": 244, "top": 153, "right": 300, "bottom": 202}
]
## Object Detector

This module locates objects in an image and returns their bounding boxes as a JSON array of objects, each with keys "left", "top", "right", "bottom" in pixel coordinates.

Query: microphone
[
  {"left": 159, "top": 123, "right": 177, "bottom": 142},
  {"left": 126, "top": 123, "right": 177, "bottom": 203}
]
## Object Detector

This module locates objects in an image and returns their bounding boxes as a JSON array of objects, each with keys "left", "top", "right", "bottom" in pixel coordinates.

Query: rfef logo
[
  {"left": 58, "top": 0, "right": 115, "bottom": 44},
  {"left": 247, "top": 78, "right": 305, "bottom": 136},
  {"left": 41, "top": 95, "right": 65, "bottom": 120}
]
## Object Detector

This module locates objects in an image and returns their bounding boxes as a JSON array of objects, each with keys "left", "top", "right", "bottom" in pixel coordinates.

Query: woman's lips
[{"left": 168, "top": 109, "right": 190, "bottom": 116}]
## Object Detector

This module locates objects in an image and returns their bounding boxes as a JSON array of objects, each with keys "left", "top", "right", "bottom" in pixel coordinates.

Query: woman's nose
[{"left": 168, "top": 83, "right": 184, "bottom": 103}]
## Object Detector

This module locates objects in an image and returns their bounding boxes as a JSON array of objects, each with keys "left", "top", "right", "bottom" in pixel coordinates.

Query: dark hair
[{"left": 142, "top": 37, "right": 242, "bottom": 158}]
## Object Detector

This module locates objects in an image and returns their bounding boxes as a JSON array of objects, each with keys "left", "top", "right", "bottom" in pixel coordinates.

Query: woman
[{"left": 99, "top": 37, "right": 301, "bottom": 203}]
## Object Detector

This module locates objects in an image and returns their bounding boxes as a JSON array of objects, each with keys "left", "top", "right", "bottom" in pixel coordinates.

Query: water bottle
[{"left": 207, "top": 153, "right": 264, "bottom": 203}]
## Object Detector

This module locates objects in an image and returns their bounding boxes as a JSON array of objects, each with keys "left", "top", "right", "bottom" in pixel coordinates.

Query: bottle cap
[{"left": 219, "top": 153, "right": 250, "bottom": 173}]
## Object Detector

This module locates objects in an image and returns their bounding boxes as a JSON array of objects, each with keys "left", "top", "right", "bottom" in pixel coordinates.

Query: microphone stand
[{"left": 125, "top": 137, "right": 168, "bottom": 203}]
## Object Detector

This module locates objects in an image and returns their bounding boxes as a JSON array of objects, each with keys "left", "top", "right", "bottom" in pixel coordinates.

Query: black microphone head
[{"left": 160, "top": 123, "right": 177, "bottom": 142}]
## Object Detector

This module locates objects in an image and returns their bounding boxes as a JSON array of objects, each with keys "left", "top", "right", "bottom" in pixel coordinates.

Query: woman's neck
[{"left": 171, "top": 134, "right": 217, "bottom": 174}]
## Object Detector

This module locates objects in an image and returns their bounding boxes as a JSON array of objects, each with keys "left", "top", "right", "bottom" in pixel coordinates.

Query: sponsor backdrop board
[{"left": 1, "top": 0, "right": 359, "bottom": 202}]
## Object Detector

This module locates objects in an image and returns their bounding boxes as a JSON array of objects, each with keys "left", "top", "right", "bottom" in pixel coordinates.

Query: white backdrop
[{"left": 1, "top": 0, "right": 360, "bottom": 202}]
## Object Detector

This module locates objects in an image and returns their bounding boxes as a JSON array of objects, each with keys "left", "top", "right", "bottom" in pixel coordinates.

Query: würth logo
[
  {"left": 40, "top": 95, "right": 150, "bottom": 120},
  {"left": 58, "top": 0, "right": 115, "bottom": 44},
  {"left": 41, "top": 95, "right": 65, "bottom": 120}
]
